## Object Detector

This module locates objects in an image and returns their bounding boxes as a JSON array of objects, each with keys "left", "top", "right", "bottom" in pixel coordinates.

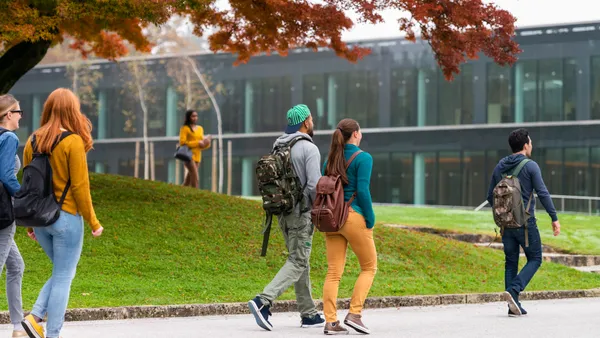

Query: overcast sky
[{"left": 342, "top": 0, "right": 597, "bottom": 41}]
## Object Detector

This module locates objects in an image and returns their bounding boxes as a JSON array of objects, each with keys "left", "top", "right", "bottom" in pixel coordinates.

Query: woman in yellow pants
[{"left": 321, "top": 118, "right": 377, "bottom": 335}]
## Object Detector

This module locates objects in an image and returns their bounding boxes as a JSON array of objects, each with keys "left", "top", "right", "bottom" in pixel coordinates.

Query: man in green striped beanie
[
  {"left": 249, "top": 104, "right": 324, "bottom": 330},
  {"left": 285, "top": 104, "right": 314, "bottom": 137}
]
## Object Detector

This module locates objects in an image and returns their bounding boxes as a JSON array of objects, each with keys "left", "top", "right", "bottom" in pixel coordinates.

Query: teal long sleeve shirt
[{"left": 322, "top": 144, "right": 376, "bottom": 228}]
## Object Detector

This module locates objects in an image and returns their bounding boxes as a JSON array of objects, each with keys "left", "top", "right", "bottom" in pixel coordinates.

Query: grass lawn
[
  {"left": 1, "top": 174, "right": 599, "bottom": 311},
  {"left": 375, "top": 205, "right": 600, "bottom": 255}
]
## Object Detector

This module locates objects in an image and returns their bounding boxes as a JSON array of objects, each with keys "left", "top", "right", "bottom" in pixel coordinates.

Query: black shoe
[
  {"left": 301, "top": 313, "right": 325, "bottom": 328},
  {"left": 248, "top": 296, "right": 274, "bottom": 331},
  {"left": 519, "top": 303, "right": 528, "bottom": 315},
  {"left": 503, "top": 290, "right": 522, "bottom": 316}
]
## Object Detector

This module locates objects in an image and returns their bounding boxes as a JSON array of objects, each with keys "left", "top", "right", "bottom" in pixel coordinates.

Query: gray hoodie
[{"left": 273, "top": 132, "right": 322, "bottom": 214}]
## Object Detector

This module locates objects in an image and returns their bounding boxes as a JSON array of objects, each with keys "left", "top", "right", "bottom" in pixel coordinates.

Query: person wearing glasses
[{"left": 0, "top": 94, "right": 27, "bottom": 337}]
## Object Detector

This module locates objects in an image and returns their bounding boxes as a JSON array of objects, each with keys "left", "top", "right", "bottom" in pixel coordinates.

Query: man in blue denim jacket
[{"left": 487, "top": 128, "right": 561, "bottom": 317}]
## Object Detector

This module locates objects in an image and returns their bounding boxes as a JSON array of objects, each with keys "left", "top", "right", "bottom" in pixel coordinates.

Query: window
[
  {"left": 220, "top": 80, "right": 245, "bottom": 133},
  {"left": 424, "top": 152, "right": 437, "bottom": 204},
  {"left": 462, "top": 151, "right": 486, "bottom": 207},
  {"left": 329, "top": 70, "right": 379, "bottom": 128},
  {"left": 487, "top": 64, "right": 513, "bottom": 123},
  {"left": 591, "top": 57, "right": 600, "bottom": 119},
  {"left": 199, "top": 152, "right": 213, "bottom": 191},
  {"left": 84, "top": 90, "right": 100, "bottom": 140},
  {"left": 536, "top": 149, "right": 563, "bottom": 212},
  {"left": 438, "top": 65, "right": 474, "bottom": 125},
  {"left": 563, "top": 59, "right": 578, "bottom": 121},
  {"left": 423, "top": 68, "right": 438, "bottom": 126},
  {"left": 485, "top": 149, "right": 510, "bottom": 182},
  {"left": 437, "top": 151, "right": 461, "bottom": 206},
  {"left": 302, "top": 74, "right": 330, "bottom": 130},
  {"left": 391, "top": 152, "right": 414, "bottom": 203},
  {"left": 563, "top": 148, "right": 589, "bottom": 212},
  {"left": 147, "top": 85, "right": 167, "bottom": 137},
  {"left": 460, "top": 65, "right": 474, "bottom": 124},
  {"left": 107, "top": 87, "right": 139, "bottom": 139},
  {"left": 248, "top": 76, "right": 292, "bottom": 132},
  {"left": 538, "top": 59, "right": 563, "bottom": 122},
  {"left": 515, "top": 61, "right": 537, "bottom": 122},
  {"left": 591, "top": 148, "right": 600, "bottom": 214},
  {"left": 371, "top": 153, "right": 391, "bottom": 202},
  {"left": 516, "top": 58, "right": 577, "bottom": 122},
  {"left": 390, "top": 69, "right": 417, "bottom": 127}
]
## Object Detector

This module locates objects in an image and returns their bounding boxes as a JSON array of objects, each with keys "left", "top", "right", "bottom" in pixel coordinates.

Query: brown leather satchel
[{"left": 311, "top": 151, "right": 362, "bottom": 232}]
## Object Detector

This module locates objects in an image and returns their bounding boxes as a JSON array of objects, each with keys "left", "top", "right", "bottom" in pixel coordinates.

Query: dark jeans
[{"left": 502, "top": 221, "right": 543, "bottom": 294}]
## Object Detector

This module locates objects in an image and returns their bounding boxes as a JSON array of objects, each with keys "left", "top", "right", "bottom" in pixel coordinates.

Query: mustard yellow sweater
[
  {"left": 179, "top": 125, "right": 210, "bottom": 163},
  {"left": 23, "top": 133, "right": 101, "bottom": 231}
]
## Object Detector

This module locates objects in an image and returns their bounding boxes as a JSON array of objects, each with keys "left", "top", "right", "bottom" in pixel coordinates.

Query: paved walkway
[{"left": 2, "top": 297, "right": 598, "bottom": 337}]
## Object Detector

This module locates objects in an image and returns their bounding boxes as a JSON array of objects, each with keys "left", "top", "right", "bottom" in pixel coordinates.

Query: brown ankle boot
[
  {"left": 344, "top": 313, "right": 370, "bottom": 334},
  {"left": 324, "top": 321, "right": 349, "bottom": 335}
]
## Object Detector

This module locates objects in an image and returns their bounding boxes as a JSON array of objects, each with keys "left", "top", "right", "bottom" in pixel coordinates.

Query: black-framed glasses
[{"left": 9, "top": 110, "right": 23, "bottom": 116}]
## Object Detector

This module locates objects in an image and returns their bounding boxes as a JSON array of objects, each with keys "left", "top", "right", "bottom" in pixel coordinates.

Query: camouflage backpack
[
  {"left": 492, "top": 158, "right": 534, "bottom": 247},
  {"left": 255, "top": 135, "right": 312, "bottom": 256}
]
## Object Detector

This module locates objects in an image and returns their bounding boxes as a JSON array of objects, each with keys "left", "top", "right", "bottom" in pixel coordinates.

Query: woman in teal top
[
  {"left": 321, "top": 118, "right": 377, "bottom": 335},
  {"left": 321, "top": 139, "right": 375, "bottom": 229}
]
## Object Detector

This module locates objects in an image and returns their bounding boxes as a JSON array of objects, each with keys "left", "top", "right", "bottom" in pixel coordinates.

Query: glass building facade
[{"left": 9, "top": 21, "right": 600, "bottom": 212}]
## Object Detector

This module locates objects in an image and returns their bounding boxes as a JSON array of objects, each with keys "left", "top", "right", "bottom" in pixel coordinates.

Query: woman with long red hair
[{"left": 20, "top": 88, "right": 103, "bottom": 338}]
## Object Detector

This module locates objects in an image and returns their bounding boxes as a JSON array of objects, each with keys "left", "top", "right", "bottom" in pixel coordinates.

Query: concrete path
[{"left": 2, "top": 297, "right": 599, "bottom": 337}]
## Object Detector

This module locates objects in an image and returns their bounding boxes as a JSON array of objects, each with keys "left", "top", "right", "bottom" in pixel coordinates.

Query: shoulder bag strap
[
  {"left": 53, "top": 131, "right": 74, "bottom": 206},
  {"left": 346, "top": 150, "right": 363, "bottom": 169},
  {"left": 346, "top": 150, "right": 363, "bottom": 204}
]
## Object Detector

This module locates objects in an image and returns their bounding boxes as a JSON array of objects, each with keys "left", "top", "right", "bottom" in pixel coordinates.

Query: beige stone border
[{"left": 2, "top": 289, "right": 599, "bottom": 324}]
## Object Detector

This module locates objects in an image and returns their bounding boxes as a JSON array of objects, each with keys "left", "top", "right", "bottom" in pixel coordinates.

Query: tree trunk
[
  {"left": 132, "top": 63, "right": 150, "bottom": 180},
  {"left": 72, "top": 64, "right": 79, "bottom": 95},
  {"left": 0, "top": 40, "right": 53, "bottom": 94},
  {"left": 185, "top": 69, "right": 192, "bottom": 110},
  {"left": 186, "top": 57, "right": 224, "bottom": 194}
]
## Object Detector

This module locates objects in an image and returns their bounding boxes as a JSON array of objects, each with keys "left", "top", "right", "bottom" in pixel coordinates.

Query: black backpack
[
  {"left": 0, "top": 129, "right": 15, "bottom": 230},
  {"left": 14, "top": 131, "right": 73, "bottom": 228}
]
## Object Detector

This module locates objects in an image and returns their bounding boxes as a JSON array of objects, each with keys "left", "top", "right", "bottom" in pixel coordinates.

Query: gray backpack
[{"left": 492, "top": 158, "right": 533, "bottom": 247}]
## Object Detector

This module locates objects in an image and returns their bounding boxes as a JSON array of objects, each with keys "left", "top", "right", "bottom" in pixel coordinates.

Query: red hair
[{"left": 34, "top": 88, "right": 93, "bottom": 153}]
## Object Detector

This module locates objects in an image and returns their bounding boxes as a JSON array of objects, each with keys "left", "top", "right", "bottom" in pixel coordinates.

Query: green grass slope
[
  {"left": 376, "top": 206, "right": 600, "bottom": 255},
  {"left": 1, "top": 174, "right": 599, "bottom": 311}
]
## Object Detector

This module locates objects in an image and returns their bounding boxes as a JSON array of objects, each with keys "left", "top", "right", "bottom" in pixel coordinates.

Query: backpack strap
[
  {"left": 346, "top": 150, "right": 363, "bottom": 169},
  {"left": 260, "top": 212, "right": 272, "bottom": 257},
  {"left": 275, "top": 134, "right": 313, "bottom": 151},
  {"left": 31, "top": 131, "right": 74, "bottom": 154},
  {"left": 346, "top": 150, "right": 363, "bottom": 205},
  {"left": 285, "top": 135, "right": 314, "bottom": 210},
  {"left": 510, "top": 158, "right": 530, "bottom": 177},
  {"left": 523, "top": 189, "right": 534, "bottom": 248},
  {"left": 56, "top": 131, "right": 73, "bottom": 206}
]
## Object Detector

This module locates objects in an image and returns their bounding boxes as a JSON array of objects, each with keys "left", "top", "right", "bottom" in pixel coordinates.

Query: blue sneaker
[
  {"left": 248, "top": 297, "right": 274, "bottom": 331},
  {"left": 301, "top": 313, "right": 325, "bottom": 328}
]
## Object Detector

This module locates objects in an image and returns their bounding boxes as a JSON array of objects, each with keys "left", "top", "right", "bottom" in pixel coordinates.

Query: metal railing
[{"left": 475, "top": 194, "right": 600, "bottom": 215}]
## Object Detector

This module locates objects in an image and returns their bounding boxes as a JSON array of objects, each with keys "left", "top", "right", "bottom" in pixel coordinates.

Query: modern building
[{"left": 9, "top": 21, "right": 600, "bottom": 213}]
